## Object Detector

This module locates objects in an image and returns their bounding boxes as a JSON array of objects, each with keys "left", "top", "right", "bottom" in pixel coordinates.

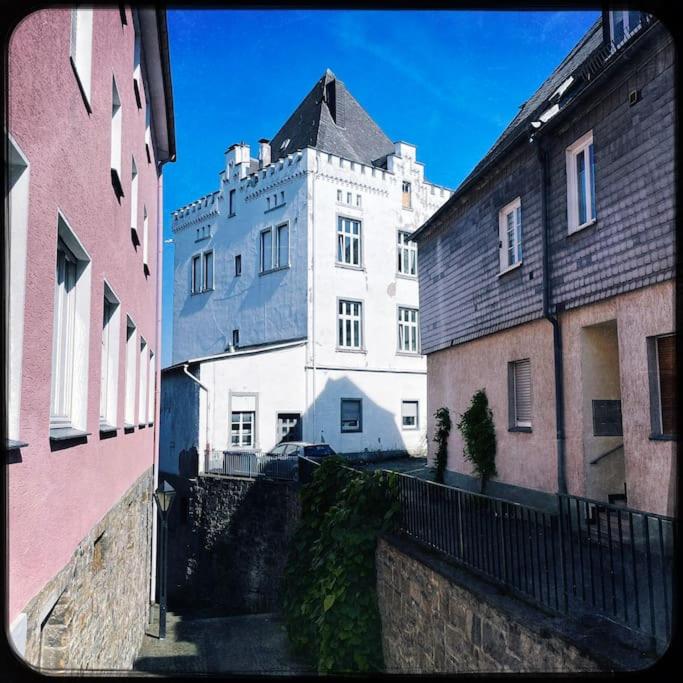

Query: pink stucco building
[{"left": 6, "top": 7, "right": 175, "bottom": 669}]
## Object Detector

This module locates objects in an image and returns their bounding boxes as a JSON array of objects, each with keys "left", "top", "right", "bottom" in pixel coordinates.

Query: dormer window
[{"left": 609, "top": 10, "right": 643, "bottom": 50}]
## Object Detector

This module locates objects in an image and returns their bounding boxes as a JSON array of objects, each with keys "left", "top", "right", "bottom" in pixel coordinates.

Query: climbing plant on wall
[
  {"left": 456, "top": 388, "right": 497, "bottom": 492},
  {"left": 282, "top": 457, "right": 400, "bottom": 673},
  {"left": 433, "top": 406, "right": 452, "bottom": 484}
]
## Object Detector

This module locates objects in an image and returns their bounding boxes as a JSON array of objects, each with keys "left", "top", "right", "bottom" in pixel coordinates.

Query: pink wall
[{"left": 8, "top": 8, "right": 163, "bottom": 620}]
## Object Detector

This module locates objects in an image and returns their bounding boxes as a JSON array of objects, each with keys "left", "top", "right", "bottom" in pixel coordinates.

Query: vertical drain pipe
[{"left": 535, "top": 135, "right": 567, "bottom": 495}]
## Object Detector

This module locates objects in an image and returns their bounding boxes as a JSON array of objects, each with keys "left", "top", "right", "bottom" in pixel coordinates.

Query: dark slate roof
[
  {"left": 269, "top": 69, "right": 395, "bottom": 166},
  {"left": 412, "top": 17, "right": 606, "bottom": 241}
]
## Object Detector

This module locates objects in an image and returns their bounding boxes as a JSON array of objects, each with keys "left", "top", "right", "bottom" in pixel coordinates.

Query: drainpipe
[
  {"left": 182, "top": 363, "right": 209, "bottom": 472},
  {"left": 534, "top": 136, "right": 567, "bottom": 495}
]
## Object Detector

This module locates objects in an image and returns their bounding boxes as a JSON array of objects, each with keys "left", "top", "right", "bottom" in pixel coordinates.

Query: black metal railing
[{"left": 207, "top": 450, "right": 299, "bottom": 480}]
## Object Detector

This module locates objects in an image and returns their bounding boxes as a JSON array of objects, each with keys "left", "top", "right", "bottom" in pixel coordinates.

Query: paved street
[{"left": 134, "top": 607, "right": 313, "bottom": 675}]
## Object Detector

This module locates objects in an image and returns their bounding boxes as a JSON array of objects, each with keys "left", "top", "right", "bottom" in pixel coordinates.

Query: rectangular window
[
  {"left": 230, "top": 411, "right": 254, "bottom": 447},
  {"left": 147, "top": 351, "right": 155, "bottom": 426},
  {"left": 401, "top": 401, "right": 419, "bottom": 430},
  {"left": 277, "top": 413, "right": 302, "bottom": 442},
  {"left": 145, "top": 105, "right": 152, "bottom": 163},
  {"left": 356, "top": 194, "right": 362, "bottom": 207},
  {"left": 133, "top": 28, "right": 142, "bottom": 108},
  {"left": 341, "top": 399, "right": 362, "bottom": 433},
  {"left": 337, "top": 217, "right": 361, "bottom": 267},
  {"left": 235, "top": 254, "right": 242, "bottom": 276},
  {"left": 609, "top": 10, "right": 643, "bottom": 48},
  {"left": 346, "top": 192, "right": 352, "bottom": 205},
  {"left": 499, "top": 197, "right": 522, "bottom": 271},
  {"left": 99, "top": 285, "right": 120, "bottom": 428},
  {"left": 402, "top": 181, "right": 412, "bottom": 209},
  {"left": 124, "top": 317, "right": 136, "bottom": 427},
  {"left": 142, "top": 206, "right": 149, "bottom": 272},
  {"left": 337, "top": 189, "right": 342, "bottom": 202},
  {"left": 191, "top": 254, "right": 202, "bottom": 293},
  {"left": 649, "top": 334, "right": 676, "bottom": 437},
  {"left": 110, "top": 77, "right": 123, "bottom": 194},
  {"left": 397, "top": 231, "right": 417, "bottom": 276},
  {"left": 398, "top": 307, "right": 419, "bottom": 353},
  {"left": 338, "top": 300, "right": 362, "bottom": 350},
  {"left": 566, "top": 131, "right": 596, "bottom": 233},
  {"left": 232, "top": 329, "right": 239, "bottom": 347},
  {"left": 70, "top": 8, "right": 93, "bottom": 109},
  {"left": 229, "top": 189, "right": 236, "bottom": 216},
  {"left": 138, "top": 337, "right": 147, "bottom": 425},
  {"left": 203, "top": 251, "right": 214, "bottom": 291},
  {"left": 509, "top": 359, "right": 532, "bottom": 429},
  {"left": 130, "top": 157, "right": 139, "bottom": 237},
  {"left": 276, "top": 223, "right": 289, "bottom": 268},
  {"left": 260, "top": 228, "right": 273, "bottom": 272}
]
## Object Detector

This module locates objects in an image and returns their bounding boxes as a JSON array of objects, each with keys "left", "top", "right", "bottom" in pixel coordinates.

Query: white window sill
[
  {"left": 396, "top": 272, "right": 418, "bottom": 281},
  {"left": 341, "top": 429, "right": 362, "bottom": 434},
  {"left": 401, "top": 426, "right": 419, "bottom": 431},
  {"left": 336, "top": 347, "right": 367, "bottom": 355},
  {"left": 568, "top": 218, "right": 597, "bottom": 236},
  {"left": 259, "top": 265, "right": 290, "bottom": 276},
  {"left": 191, "top": 287, "right": 214, "bottom": 296},
  {"left": 498, "top": 261, "right": 523, "bottom": 277},
  {"left": 335, "top": 262, "right": 364, "bottom": 272},
  {"left": 396, "top": 350, "right": 422, "bottom": 357}
]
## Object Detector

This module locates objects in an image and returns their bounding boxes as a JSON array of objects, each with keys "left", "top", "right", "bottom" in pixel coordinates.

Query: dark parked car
[{"left": 266, "top": 441, "right": 336, "bottom": 459}]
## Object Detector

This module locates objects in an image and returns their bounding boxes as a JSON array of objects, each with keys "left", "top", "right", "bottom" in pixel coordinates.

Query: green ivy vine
[
  {"left": 456, "top": 388, "right": 497, "bottom": 492},
  {"left": 433, "top": 406, "right": 452, "bottom": 484},
  {"left": 282, "top": 457, "right": 400, "bottom": 673}
]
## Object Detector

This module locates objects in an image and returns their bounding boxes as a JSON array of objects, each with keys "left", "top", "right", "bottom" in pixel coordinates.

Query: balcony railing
[{"left": 206, "top": 449, "right": 299, "bottom": 481}]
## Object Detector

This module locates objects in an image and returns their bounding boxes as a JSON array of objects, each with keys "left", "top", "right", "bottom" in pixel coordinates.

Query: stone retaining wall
[{"left": 17, "top": 468, "right": 154, "bottom": 672}]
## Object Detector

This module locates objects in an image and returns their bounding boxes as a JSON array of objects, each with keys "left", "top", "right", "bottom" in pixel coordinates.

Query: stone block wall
[
  {"left": 167, "top": 474, "right": 301, "bottom": 614},
  {"left": 376, "top": 535, "right": 651, "bottom": 673},
  {"left": 17, "top": 468, "right": 154, "bottom": 672}
]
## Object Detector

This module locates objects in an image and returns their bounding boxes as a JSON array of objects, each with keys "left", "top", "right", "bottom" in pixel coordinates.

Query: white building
[{"left": 162, "top": 70, "right": 451, "bottom": 473}]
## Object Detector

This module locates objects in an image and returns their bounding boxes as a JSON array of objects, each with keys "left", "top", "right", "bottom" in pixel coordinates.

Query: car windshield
[{"left": 304, "top": 444, "right": 335, "bottom": 457}]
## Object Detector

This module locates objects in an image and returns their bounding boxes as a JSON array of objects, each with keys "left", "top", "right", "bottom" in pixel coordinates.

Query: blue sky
[{"left": 161, "top": 8, "right": 599, "bottom": 367}]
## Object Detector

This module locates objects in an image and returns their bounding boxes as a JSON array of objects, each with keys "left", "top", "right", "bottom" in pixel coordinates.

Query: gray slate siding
[{"left": 418, "top": 24, "right": 674, "bottom": 356}]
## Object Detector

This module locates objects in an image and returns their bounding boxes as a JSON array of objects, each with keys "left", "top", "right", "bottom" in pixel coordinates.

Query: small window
[
  {"left": 260, "top": 228, "right": 273, "bottom": 272},
  {"left": 509, "top": 359, "right": 532, "bottom": 429},
  {"left": 402, "top": 181, "right": 412, "bottom": 209},
  {"left": 277, "top": 413, "right": 302, "bottom": 442},
  {"left": 266, "top": 197, "right": 271, "bottom": 210},
  {"left": 337, "top": 189, "right": 342, "bottom": 202},
  {"left": 609, "top": 10, "right": 643, "bottom": 49},
  {"left": 70, "top": 8, "right": 93, "bottom": 109},
  {"left": 341, "top": 399, "right": 362, "bottom": 433},
  {"left": 499, "top": 197, "right": 522, "bottom": 271},
  {"left": 398, "top": 307, "right": 419, "bottom": 353},
  {"left": 356, "top": 194, "right": 362, "bottom": 207},
  {"left": 232, "top": 329, "right": 239, "bottom": 347},
  {"left": 235, "top": 254, "right": 242, "bottom": 277},
  {"left": 648, "top": 334, "right": 676, "bottom": 438},
  {"left": 566, "top": 131, "right": 596, "bottom": 233},
  {"left": 346, "top": 192, "right": 352, "bottom": 205},
  {"left": 231, "top": 411, "right": 254, "bottom": 447},
  {"left": 110, "top": 77, "right": 123, "bottom": 195},
  {"left": 130, "top": 157, "right": 139, "bottom": 237},
  {"left": 280, "top": 191, "right": 285, "bottom": 204},
  {"left": 397, "top": 231, "right": 417, "bottom": 276},
  {"left": 147, "top": 351, "right": 155, "bottom": 426},
  {"left": 138, "top": 337, "right": 147, "bottom": 426},
  {"left": 401, "top": 401, "right": 418, "bottom": 430},
  {"left": 142, "top": 206, "right": 149, "bottom": 272},
  {"left": 191, "top": 254, "right": 202, "bottom": 293},
  {"left": 337, "top": 217, "right": 361, "bottom": 267},
  {"left": 133, "top": 28, "right": 142, "bottom": 108},
  {"left": 124, "top": 317, "right": 136, "bottom": 427},
  {"left": 338, "top": 300, "right": 362, "bottom": 350},
  {"left": 145, "top": 106, "right": 152, "bottom": 163},
  {"left": 229, "top": 189, "right": 236, "bottom": 216},
  {"left": 99, "top": 285, "right": 120, "bottom": 428},
  {"left": 276, "top": 223, "right": 289, "bottom": 268},
  {"left": 203, "top": 251, "right": 214, "bottom": 291}
]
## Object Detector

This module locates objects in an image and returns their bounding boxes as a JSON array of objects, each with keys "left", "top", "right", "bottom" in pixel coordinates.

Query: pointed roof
[{"left": 269, "top": 69, "right": 395, "bottom": 165}]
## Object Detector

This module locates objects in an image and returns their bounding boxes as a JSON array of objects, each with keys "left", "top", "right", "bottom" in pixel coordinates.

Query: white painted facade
[{"left": 171, "top": 141, "right": 451, "bottom": 463}]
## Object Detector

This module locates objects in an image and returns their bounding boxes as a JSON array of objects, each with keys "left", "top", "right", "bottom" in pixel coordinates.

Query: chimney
[
  {"left": 258, "top": 139, "right": 271, "bottom": 168},
  {"left": 225, "top": 142, "right": 250, "bottom": 178}
]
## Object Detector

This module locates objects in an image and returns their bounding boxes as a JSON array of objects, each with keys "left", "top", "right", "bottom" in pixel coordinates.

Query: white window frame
[
  {"left": 337, "top": 299, "right": 363, "bottom": 350},
  {"left": 397, "top": 230, "right": 417, "bottom": 276},
  {"left": 145, "top": 105, "right": 152, "bottom": 163},
  {"left": 260, "top": 227, "right": 273, "bottom": 273},
  {"left": 398, "top": 306, "right": 420, "bottom": 354},
  {"left": 191, "top": 253, "right": 202, "bottom": 293},
  {"left": 142, "top": 206, "right": 149, "bottom": 272},
  {"left": 50, "top": 214, "right": 92, "bottom": 432},
  {"left": 498, "top": 197, "right": 523, "bottom": 273},
  {"left": 70, "top": 8, "right": 93, "bottom": 110},
  {"left": 138, "top": 336, "right": 147, "bottom": 426},
  {"left": 341, "top": 398, "right": 362, "bottom": 433},
  {"left": 276, "top": 222, "right": 289, "bottom": 268},
  {"left": 147, "top": 350, "right": 155, "bottom": 426},
  {"left": 133, "top": 26, "right": 143, "bottom": 109},
  {"left": 202, "top": 250, "right": 214, "bottom": 291},
  {"left": 110, "top": 76, "right": 123, "bottom": 193},
  {"left": 510, "top": 359, "right": 532, "bottom": 429},
  {"left": 230, "top": 411, "right": 255, "bottom": 448},
  {"left": 566, "top": 131, "right": 596, "bottom": 234},
  {"left": 124, "top": 316, "right": 137, "bottom": 427},
  {"left": 99, "top": 282, "right": 120, "bottom": 429},
  {"left": 609, "top": 10, "right": 643, "bottom": 50},
  {"left": 130, "top": 157, "right": 139, "bottom": 237},
  {"left": 336, "top": 216, "right": 361, "bottom": 267},
  {"left": 401, "top": 400, "right": 419, "bottom": 430}
]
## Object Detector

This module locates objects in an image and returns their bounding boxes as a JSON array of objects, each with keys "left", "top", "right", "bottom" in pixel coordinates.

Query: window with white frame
[
  {"left": 338, "top": 300, "right": 362, "bottom": 350},
  {"left": 203, "top": 251, "right": 213, "bottom": 291},
  {"left": 124, "top": 317, "right": 136, "bottom": 426},
  {"left": 499, "top": 197, "right": 522, "bottom": 271},
  {"left": 402, "top": 181, "right": 412, "bottom": 209},
  {"left": 147, "top": 350, "right": 155, "bottom": 426},
  {"left": 398, "top": 307, "right": 419, "bottom": 353},
  {"left": 609, "top": 10, "right": 644, "bottom": 49},
  {"left": 133, "top": 27, "right": 142, "bottom": 108},
  {"left": 145, "top": 105, "right": 152, "bottom": 163},
  {"left": 99, "top": 284, "right": 120, "bottom": 429},
  {"left": 191, "top": 254, "right": 202, "bottom": 293},
  {"left": 337, "top": 217, "right": 361, "bottom": 266},
  {"left": 138, "top": 337, "right": 147, "bottom": 426},
  {"left": 50, "top": 217, "right": 91, "bottom": 432},
  {"left": 110, "top": 77, "right": 123, "bottom": 194},
  {"left": 509, "top": 359, "right": 532, "bottom": 429},
  {"left": 566, "top": 131, "right": 596, "bottom": 233},
  {"left": 130, "top": 157, "right": 139, "bottom": 238},
  {"left": 142, "top": 206, "right": 149, "bottom": 273},
  {"left": 70, "top": 8, "right": 93, "bottom": 109},
  {"left": 276, "top": 223, "right": 289, "bottom": 268},
  {"left": 260, "top": 228, "right": 273, "bottom": 272},
  {"left": 231, "top": 411, "right": 254, "bottom": 447},
  {"left": 341, "top": 399, "right": 362, "bottom": 433},
  {"left": 401, "top": 401, "right": 419, "bottom": 430},
  {"left": 397, "top": 231, "right": 417, "bottom": 276}
]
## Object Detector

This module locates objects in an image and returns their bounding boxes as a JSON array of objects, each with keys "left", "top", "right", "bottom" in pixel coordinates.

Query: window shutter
[
  {"left": 658, "top": 335, "right": 676, "bottom": 434},
  {"left": 341, "top": 400, "right": 360, "bottom": 422},
  {"left": 514, "top": 359, "right": 532, "bottom": 425}
]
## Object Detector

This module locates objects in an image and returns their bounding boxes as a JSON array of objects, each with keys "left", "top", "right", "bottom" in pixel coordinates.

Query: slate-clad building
[
  {"left": 412, "top": 11, "right": 675, "bottom": 515},
  {"left": 163, "top": 70, "right": 451, "bottom": 472}
]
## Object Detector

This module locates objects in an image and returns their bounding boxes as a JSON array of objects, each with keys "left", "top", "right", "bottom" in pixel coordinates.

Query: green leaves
[
  {"left": 456, "top": 388, "right": 498, "bottom": 488},
  {"left": 281, "top": 458, "right": 399, "bottom": 673},
  {"left": 433, "top": 406, "right": 452, "bottom": 484}
]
